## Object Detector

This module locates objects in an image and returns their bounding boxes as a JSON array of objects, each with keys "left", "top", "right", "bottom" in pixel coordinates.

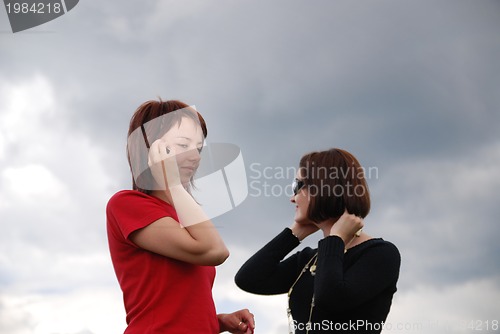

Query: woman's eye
[
  {"left": 177, "top": 144, "right": 189, "bottom": 149},
  {"left": 197, "top": 147, "right": 203, "bottom": 153}
]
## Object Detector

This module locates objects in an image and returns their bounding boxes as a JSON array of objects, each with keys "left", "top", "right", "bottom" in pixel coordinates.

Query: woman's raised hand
[
  {"left": 147, "top": 139, "right": 181, "bottom": 190},
  {"left": 290, "top": 220, "right": 319, "bottom": 242},
  {"left": 329, "top": 211, "right": 364, "bottom": 245}
]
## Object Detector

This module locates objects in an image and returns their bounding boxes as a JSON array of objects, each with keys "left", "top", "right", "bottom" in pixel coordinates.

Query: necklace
[
  {"left": 287, "top": 252, "right": 318, "bottom": 334},
  {"left": 287, "top": 234, "right": 361, "bottom": 333}
]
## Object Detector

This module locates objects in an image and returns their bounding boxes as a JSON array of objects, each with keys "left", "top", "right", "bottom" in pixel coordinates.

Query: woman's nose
[{"left": 187, "top": 148, "right": 201, "bottom": 162}]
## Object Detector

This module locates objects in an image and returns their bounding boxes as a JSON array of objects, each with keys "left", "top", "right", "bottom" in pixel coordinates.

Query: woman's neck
[
  {"left": 151, "top": 190, "right": 171, "bottom": 204},
  {"left": 318, "top": 218, "right": 372, "bottom": 249}
]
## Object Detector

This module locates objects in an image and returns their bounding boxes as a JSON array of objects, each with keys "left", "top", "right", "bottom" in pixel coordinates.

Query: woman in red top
[{"left": 107, "top": 99, "right": 255, "bottom": 334}]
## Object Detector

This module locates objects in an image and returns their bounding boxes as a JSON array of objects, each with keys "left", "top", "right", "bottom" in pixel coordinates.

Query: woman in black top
[{"left": 235, "top": 148, "right": 400, "bottom": 334}]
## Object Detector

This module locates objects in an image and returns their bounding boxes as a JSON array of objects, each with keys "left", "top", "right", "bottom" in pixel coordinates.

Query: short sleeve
[{"left": 106, "top": 190, "right": 178, "bottom": 240}]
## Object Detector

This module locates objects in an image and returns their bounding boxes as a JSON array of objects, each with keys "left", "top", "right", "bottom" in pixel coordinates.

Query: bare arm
[
  {"left": 130, "top": 139, "right": 229, "bottom": 266},
  {"left": 130, "top": 215, "right": 229, "bottom": 266}
]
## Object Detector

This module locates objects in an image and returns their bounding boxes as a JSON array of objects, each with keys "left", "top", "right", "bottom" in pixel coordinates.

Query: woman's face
[
  {"left": 160, "top": 116, "right": 204, "bottom": 185},
  {"left": 291, "top": 171, "right": 310, "bottom": 224}
]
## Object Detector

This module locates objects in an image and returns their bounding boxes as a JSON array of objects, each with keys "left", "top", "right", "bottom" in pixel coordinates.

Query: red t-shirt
[{"left": 106, "top": 190, "right": 219, "bottom": 334}]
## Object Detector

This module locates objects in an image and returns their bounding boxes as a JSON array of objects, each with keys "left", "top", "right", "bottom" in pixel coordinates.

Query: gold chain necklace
[
  {"left": 287, "top": 252, "right": 318, "bottom": 334},
  {"left": 286, "top": 236, "right": 358, "bottom": 334}
]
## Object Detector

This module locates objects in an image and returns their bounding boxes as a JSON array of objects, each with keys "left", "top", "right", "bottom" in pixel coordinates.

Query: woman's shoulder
[
  {"left": 110, "top": 189, "right": 146, "bottom": 199},
  {"left": 367, "top": 239, "right": 401, "bottom": 269},
  {"left": 107, "top": 190, "right": 162, "bottom": 212},
  {"left": 355, "top": 238, "right": 401, "bottom": 259},
  {"left": 108, "top": 190, "right": 153, "bottom": 204},
  {"left": 378, "top": 238, "right": 400, "bottom": 253},
  {"left": 294, "top": 246, "right": 319, "bottom": 264},
  {"left": 106, "top": 190, "right": 177, "bottom": 225},
  {"left": 370, "top": 238, "right": 398, "bottom": 247}
]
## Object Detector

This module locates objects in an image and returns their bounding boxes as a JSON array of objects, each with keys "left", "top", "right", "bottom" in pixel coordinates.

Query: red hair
[{"left": 126, "top": 99, "right": 207, "bottom": 194}]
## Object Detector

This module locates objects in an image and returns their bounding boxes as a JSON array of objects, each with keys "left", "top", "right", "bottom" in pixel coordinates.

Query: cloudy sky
[{"left": 1, "top": 0, "right": 499, "bottom": 333}]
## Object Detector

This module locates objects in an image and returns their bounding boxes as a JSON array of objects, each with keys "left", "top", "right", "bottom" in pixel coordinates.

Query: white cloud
[
  {"left": 0, "top": 75, "right": 54, "bottom": 163},
  {"left": 386, "top": 277, "right": 500, "bottom": 334},
  {"left": 0, "top": 74, "right": 114, "bottom": 246},
  {"left": 0, "top": 75, "right": 118, "bottom": 333},
  {"left": 0, "top": 75, "right": 55, "bottom": 142},
  {"left": 1, "top": 164, "right": 70, "bottom": 209},
  {"left": 368, "top": 141, "right": 500, "bottom": 287},
  {"left": 1, "top": 243, "right": 115, "bottom": 293},
  {"left": 0, "top": 288, "right": 125, "bottom": 334}
]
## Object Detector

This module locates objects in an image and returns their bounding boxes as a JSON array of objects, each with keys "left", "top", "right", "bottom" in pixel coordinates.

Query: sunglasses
[{"left": 292, "top": 178, "right": 306, "bottom": 195}]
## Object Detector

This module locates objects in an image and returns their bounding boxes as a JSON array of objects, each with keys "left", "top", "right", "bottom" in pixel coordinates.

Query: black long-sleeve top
[{"left": 235, "top": 228, "right": 401, "bottom": 333}]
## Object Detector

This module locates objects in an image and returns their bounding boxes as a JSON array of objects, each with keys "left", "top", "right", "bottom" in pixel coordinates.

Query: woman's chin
[
  {"left": 295, "top": 217, "right": 311, "bottom": 225},
  {"left": 295, "top": 217, "right": 319, "bottom": 226},
  {"left": 179, "top": 174, "right": 192, "bottom": 186},
  {"left": 180, "top": 171, "right": 196, "bottom": 185}
]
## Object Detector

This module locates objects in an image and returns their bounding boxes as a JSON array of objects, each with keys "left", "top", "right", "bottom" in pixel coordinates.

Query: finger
[
  {"left": 242, "top": 315, "right": 255, "bottom": 330},
  {"left": 242, "top": 309, "right": 254, "bottom": 323},
  {"left": 156, "top": 140, "right": 168, "bottom": 158},
  {"left": 237, "top": 321, "right": 247, "bottom": 332},
  {"left": 148, "top": 140, "right": 162, "bottom": 165}
]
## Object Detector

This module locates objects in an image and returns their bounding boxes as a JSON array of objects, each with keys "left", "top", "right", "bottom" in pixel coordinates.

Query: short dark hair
[
  {"left": 299, "top": 148, "right": 370, "bottom": 222},
  {"left": 126, "top": 99, "right": 207, "bottom": 194}
]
